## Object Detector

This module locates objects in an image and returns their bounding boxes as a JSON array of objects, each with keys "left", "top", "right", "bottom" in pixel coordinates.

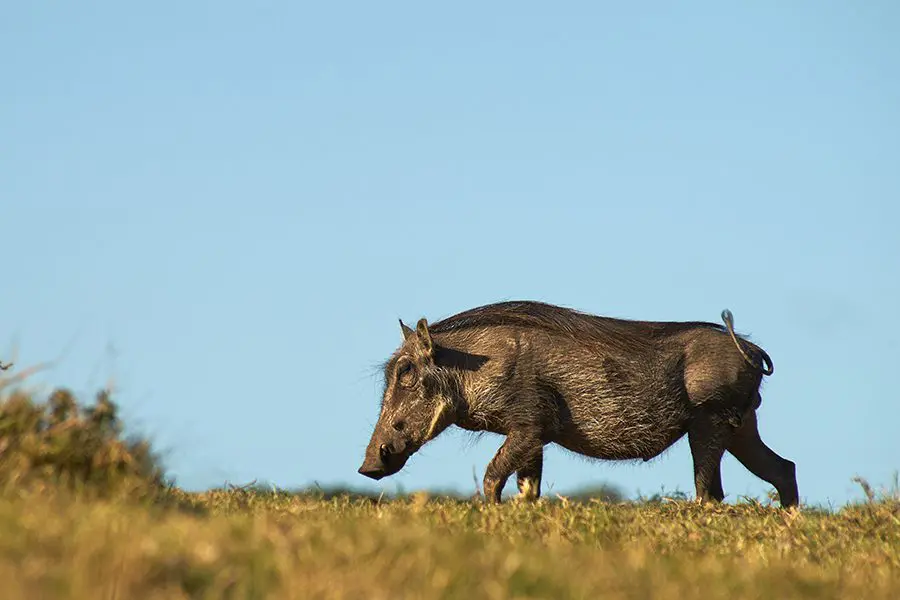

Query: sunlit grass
[
  {"left": 3, "top": 487, "right": 899, "bottom": 599},
  {"left": 1, "top": 376, "right": 898, "bottom": 599}
]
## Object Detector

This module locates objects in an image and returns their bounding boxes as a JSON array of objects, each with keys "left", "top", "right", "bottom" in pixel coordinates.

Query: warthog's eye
[
  {"left": 396, "top": 358, "right": 416, "bottom": 387},
  {"left": 392, "top": 420, "right": 405, "bottom": 432}
]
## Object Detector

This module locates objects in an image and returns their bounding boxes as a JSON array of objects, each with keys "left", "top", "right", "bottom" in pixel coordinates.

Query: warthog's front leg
[
  {"left": 483, "top": 430, "right": 543, "bottom": 503},
  {"left": 516, "top": 448, "right": 543, "bottom": 501}
]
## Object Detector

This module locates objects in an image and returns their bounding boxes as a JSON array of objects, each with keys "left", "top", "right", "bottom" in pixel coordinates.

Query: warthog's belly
[{"left": 553, "top": 393, "right": 691, "bottom": 461}]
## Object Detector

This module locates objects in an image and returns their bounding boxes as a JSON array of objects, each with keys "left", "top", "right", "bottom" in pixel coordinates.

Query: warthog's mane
[{"left": 429, "top": 300, "right": 725, "bottom": 353}]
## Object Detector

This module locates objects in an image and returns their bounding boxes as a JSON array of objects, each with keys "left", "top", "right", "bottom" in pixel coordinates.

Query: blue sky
[{"left": 2, "top": 2, "right": 898, "bottom": 507}]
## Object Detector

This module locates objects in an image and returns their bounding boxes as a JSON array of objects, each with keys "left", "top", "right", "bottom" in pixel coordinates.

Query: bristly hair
[{"left": 429, "top": 300, "right": 724, "bottom": 353}]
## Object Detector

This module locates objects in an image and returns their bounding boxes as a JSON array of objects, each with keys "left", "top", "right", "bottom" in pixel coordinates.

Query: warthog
[{"left": 358, "top": 301, "right": 798, "bottom": 507}]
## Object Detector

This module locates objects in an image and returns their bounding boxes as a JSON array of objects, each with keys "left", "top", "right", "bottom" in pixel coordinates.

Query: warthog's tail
[{"left": 720, "top": 309, "right": 774, "bottom": 376}]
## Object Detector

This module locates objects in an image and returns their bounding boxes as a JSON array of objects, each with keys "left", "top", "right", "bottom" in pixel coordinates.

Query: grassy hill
[{"left": 1, "top": 377, "right": 898, "bottom": 599}]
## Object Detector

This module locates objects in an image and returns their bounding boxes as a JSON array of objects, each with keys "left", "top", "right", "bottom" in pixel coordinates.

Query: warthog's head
[{"left": 358, "top": 318, "right": 456, "bottom": 480}]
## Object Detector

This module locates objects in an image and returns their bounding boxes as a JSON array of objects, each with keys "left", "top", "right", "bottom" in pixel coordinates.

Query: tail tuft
[{"left": 721, "top": 309, "right": 774, "bottom": 376}]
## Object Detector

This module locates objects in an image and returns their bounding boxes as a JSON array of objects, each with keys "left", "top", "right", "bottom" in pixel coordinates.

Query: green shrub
[{"left": 0, "top": 380, "right": 166, "bottom": 497}]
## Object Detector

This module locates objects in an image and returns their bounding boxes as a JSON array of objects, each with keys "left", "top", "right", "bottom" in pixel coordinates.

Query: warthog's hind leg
[
  {"left": 709, "top": 461, "right": 725, "bottom": 502},
  {"left": 727, "top": 411, "right": 799, "bottom": 508},
  {"left": 688, "top": 413, "right": 728, "bottom": 503}
]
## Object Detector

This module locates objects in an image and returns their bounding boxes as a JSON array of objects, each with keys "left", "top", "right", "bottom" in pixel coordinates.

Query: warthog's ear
[
  {"left": 399, "top": 319, "right": 415, "bottom": 341},
  {"left": 415, "top": 318, "right": 434, "bottom": 357}
]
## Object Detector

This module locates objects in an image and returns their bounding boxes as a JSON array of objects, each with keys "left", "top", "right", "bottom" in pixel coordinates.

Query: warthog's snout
[
  {"left": 357, "top": 462, "right": 385, "bottom": 480},
  {"left": 358, "top": 441, "right": 410, "bottom": 480}
]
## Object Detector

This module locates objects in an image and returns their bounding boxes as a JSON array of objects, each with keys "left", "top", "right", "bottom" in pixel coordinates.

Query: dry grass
[
  {"left": 1, "top": 381, "right": 898, "bottom": 599},
  {"left": 2, "top": 488, "right": 899, "bottom": 599}
]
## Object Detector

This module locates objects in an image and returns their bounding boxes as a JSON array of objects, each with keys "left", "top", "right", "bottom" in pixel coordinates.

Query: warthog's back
[{"left": 429, "top": 300, "right": 726, "bottom": 353}]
